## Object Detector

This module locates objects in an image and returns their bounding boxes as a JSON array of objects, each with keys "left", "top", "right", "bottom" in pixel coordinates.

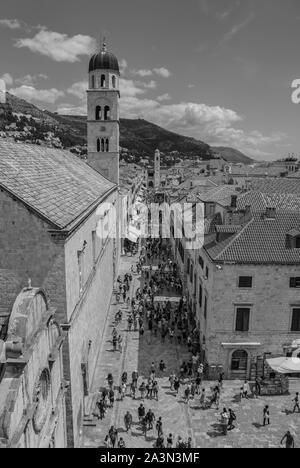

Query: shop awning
[{"left": 267, "top": 357, "right": 300, "bottom": 374}]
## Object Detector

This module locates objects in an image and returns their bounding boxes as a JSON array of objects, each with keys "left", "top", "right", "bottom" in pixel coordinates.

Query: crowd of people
[{"left": 93, "top": 236, "right": 298, "bottom": 449}]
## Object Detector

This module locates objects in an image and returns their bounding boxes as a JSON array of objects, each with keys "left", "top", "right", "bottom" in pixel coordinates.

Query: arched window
[
  {"left": 101, "top": 138, "right": 105, "bottom": 152},
  {"left": 106, "top": 138, "right": 109, "bottom": 152},
  {"left": 97, "top": 138, "right": 101, "bottom": 152},
  {"left": 104, "top": 106, "right": 110, "bottom": 121},
  {"left": 101, "top": 74, "right": 106, "bottom": 87},
  {"left": 91, "top": 75, "right": 95, "bottom": 89},
  {"left": 112, "top": 75, "right": 116, "bottom": 88},
  {"left": 231, "top": 350, "right": 248, "bottom": 371},
  {"left": 95, "top": 106, "right": 101, "bottom": 120}
]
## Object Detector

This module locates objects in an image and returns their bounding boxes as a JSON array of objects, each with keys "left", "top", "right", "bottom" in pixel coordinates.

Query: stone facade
[
  {"left": 0, "top": 186, "right": 119, "bottom": 446},
  {"left": 0, "top": 288, "right": 66, "bottom": 448}
]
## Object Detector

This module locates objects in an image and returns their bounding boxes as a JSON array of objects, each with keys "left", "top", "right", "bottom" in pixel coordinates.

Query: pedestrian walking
[
  {"left": 109, "top": 426, "right": 118, "bottom": 448},
  {"left": 292, "top": 392, "right": 300, "bottom": 413},
  {"left": 118, "top": 437, "right": 126, "bottom": 448},
  {"left": 228, "top": 408, "right": 236, "bottom": 431},
  {"left": 156, "top": 417, "right": 163, "bottom": 437},
  {"left": 124, "top": 411, "right": 133, "bottom": 432},
  {"left": 138, "top": 403, "right": 145, "bottom": 422},
  {"left": 167, "top": 433, "right": 173, "bottom": 448},
  {"left": 281, "top": 431, "right": 295, "bottom": 448},
  {"left": 220, "top": 408, "right": 229, "bottom": 435},
  {"left": 263, "top": 405, "right": 270, "bottom": 426},
  {"left": 243, "top": 380, "right": 250, "bottom": 399}
]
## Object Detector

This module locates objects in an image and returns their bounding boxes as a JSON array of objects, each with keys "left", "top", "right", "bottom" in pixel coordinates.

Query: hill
[
  {"left": 212, "top": 146, "right": 254, "bottom": 164},
  {"left": 0, "top": 92, "right": 253, "bottom": 163}
]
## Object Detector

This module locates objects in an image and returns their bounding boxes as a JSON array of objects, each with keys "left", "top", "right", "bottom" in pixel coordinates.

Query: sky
[{"left": 1, "top": 0, "right": 300, "bottom": 160}]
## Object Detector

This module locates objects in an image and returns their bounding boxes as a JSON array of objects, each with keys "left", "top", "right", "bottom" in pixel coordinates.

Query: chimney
[
  {"left": 231, "top": 195, "right": 237, "bottom": 208},
  {"left": 265, "top": 207, "right": 276, "bottom": 219}
]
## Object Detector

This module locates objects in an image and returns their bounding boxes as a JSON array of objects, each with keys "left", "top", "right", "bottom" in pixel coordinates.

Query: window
[
  {"left": 106, "top": 138, "right": 109, "bottom": 152},
  {"left": 291, "top": 308, "right": 300, "bottom": 332},
  {"left": 92, "top": 231, "right": 96, "bottom": 265},
  {"left": 95, "top": 106, "right": 101, "bottom": 120},
  {"left": 187, "top": 258, "right": 190, "bottom": 274},
  {"left": 101, "top": 138, "right": 105, "bottom": 152},
  {"left": 101, "top": 74, "right": 106, "bottom": 87},
  {"left": 290, "top": 277, "right": 300, "bottom": 288},
  {"left": 104, "top": 106, "right": 110, "bottom": 121},
  {"left": 231, "top": 350, "right": 248, "bottom": 371},
  {"left": 235, "top": 308, "right": 250, "bottom": 332},
  {"left": 112, "top": 75, "right": 116, "bottom": 88},
  {"left": 91, "top": 75, "right": 95, "bottom": 89},
  {"left": 78, "top": 250, "right": 84, "bottom": 294},
  {"left": 238, "top": 276, "right": 253, "bottom": 288},
  {"left": 205, "top": 267, "right": 209, "bottom": 279},
  {"left": 190, "top": 263, "right": 193, "bottom": 283},
  {"left": 296, "top": 237, "right": 300, "bottom": 249},
  {"left": 97, "top": 138, "right": 101, "bottom": 152},
  {"left": 198, "top": 256, "right": 204, "bottom": 269},
  {"left": 204, "top": 296, "right": 207, "bottom": 319},
  {"left": 199, "top": 284, "right": 203, "bottom": 307}
]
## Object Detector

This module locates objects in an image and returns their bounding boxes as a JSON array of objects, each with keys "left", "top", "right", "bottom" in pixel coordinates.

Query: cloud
[
  {"left": 119, "top": 59, "right": 128, "bottom": 74},
  {"left": 9, "top": 85, "right": 64, "bottom": 104},
  {"left": 153, "top": 67, "right": 172, "bottom": 78},
  {"left": 56, "top": 104, "right": 86, "bottom": 115},
  {"left": 15, "top": 74, "right": 48, "bottom": 86},
  {"left": 0, "top": 19, "right": 22, "bottom": 29},
  {"left": 141, "top": 80, "right": 157, "bottom": 90},
  {"left": 0, "top": 73, "right": 14, "bottom": 86},
  {"left": 15, "top": 29, "right": 97, "bottom": 62},
  {"left": 130, "top": 67, "right": 171, "bottom": 78},
  {"left": 157, "top": 93, "right": 171, "bottom": 102},
  {"left": 131, "top": 69, "right": 153, "bottom": 77},
  {"left": 60, "top": 71, "right": 286, "bottom": 159},
  {"left": 67, "top": 80, "right": 88, "bottom": 99},
  {"left": 222, "top": 12, "right": 255, "bottom": 43}
]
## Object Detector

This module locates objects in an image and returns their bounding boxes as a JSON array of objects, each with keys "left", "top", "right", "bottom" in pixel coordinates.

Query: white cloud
[
  {"left": 67, "top": 80, "right": 87, "bottom": 99},
  {"left": 9, "top": 85, "right": 64, "bottom": 104},
  {"left": 141, "top": 80, "right": 157, "bottom": 90},
  {"left": 0, "top": 73, "right": 14, "bottom": 86},
  {"left": 157, "top": 93, "right": 171, "bottom": 102},
  {"left": 130, "top": 67, "right": 172, "bottom": 79},
  {"left": 222, "top": 12, "right": 255, "bottom": 43},
  {"left": 0, "top": 19, "right": 22, "bottom": 29},
  {"left": 15, "top": 29, "right": 97, "bottom": 62},
  {"left": 60, "top": 72, "right": 286, "bottom": 159},
  {"left": 56, "top": 104, "right": 86, "bottom": 115},
  {"left": 131, "top": 69, "right": 153, "bottom": 77},
  {"left": 153, "top": 67, "right": 172, "bottom": 78},
  {"left": 15, "top": 73, "right": 48, "bottom": 86},
  {"left": 119, "top": 59, "right": 128, "bottom": 74}
]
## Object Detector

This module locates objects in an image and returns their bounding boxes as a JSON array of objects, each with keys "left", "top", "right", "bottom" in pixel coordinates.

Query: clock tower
[{"left": 87, "top": 40, "right": 120, "bottom": 184}]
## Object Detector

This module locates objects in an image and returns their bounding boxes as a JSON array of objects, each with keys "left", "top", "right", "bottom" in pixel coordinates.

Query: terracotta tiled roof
[
  {"left": 198, "top": 186, "right": 238, "bottom": 206},
  {"left": 205, "top": 212, "right": 300, "bottom": 264},
  {"left": 246, "top": 178, "right": 300, "bottom": 194},
  {"left": 0, "top": 140, "right": 115, "bottom": 229},
  {"left": 237, "top": 191, "right": 300, "bottom": 212}
]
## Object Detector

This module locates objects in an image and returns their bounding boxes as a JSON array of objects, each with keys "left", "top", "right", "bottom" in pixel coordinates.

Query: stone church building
[{"left": 0, "top": 41, "right": 122, "bottom": 447}]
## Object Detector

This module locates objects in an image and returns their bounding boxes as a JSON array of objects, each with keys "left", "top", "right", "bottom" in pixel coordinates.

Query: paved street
[{"left": 82, "top": 252, "right": 300, "bottom": 449}]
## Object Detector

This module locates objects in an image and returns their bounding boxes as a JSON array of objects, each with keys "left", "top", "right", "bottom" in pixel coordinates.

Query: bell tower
[
  {"left": 87, "top": 40, "right": 120, "bottom": 184},
  {"left": 154, "top": 149, "right": 161, "bottom": 190}
]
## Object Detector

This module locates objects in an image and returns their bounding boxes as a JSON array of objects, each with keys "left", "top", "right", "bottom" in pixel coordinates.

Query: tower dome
[{"left": 89, "top": 41, "right": 120, "bottom": 74}]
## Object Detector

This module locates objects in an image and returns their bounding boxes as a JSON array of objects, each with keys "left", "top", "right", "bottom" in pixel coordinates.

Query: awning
[
  {"left": 154, "top": 296, "right": 182, "bottom": 303},
  {"left": 267, "top": 357, "right": 300, "bottom": 374}
]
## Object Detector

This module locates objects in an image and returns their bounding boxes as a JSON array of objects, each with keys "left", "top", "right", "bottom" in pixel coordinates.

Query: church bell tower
[{"left": 87, "top": 40, "right": 120, "bottom": 184}]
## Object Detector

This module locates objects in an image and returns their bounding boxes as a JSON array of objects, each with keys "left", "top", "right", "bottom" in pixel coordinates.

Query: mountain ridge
[{"left": 0, "top": 92, "right": 253, "bottom": 164}]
